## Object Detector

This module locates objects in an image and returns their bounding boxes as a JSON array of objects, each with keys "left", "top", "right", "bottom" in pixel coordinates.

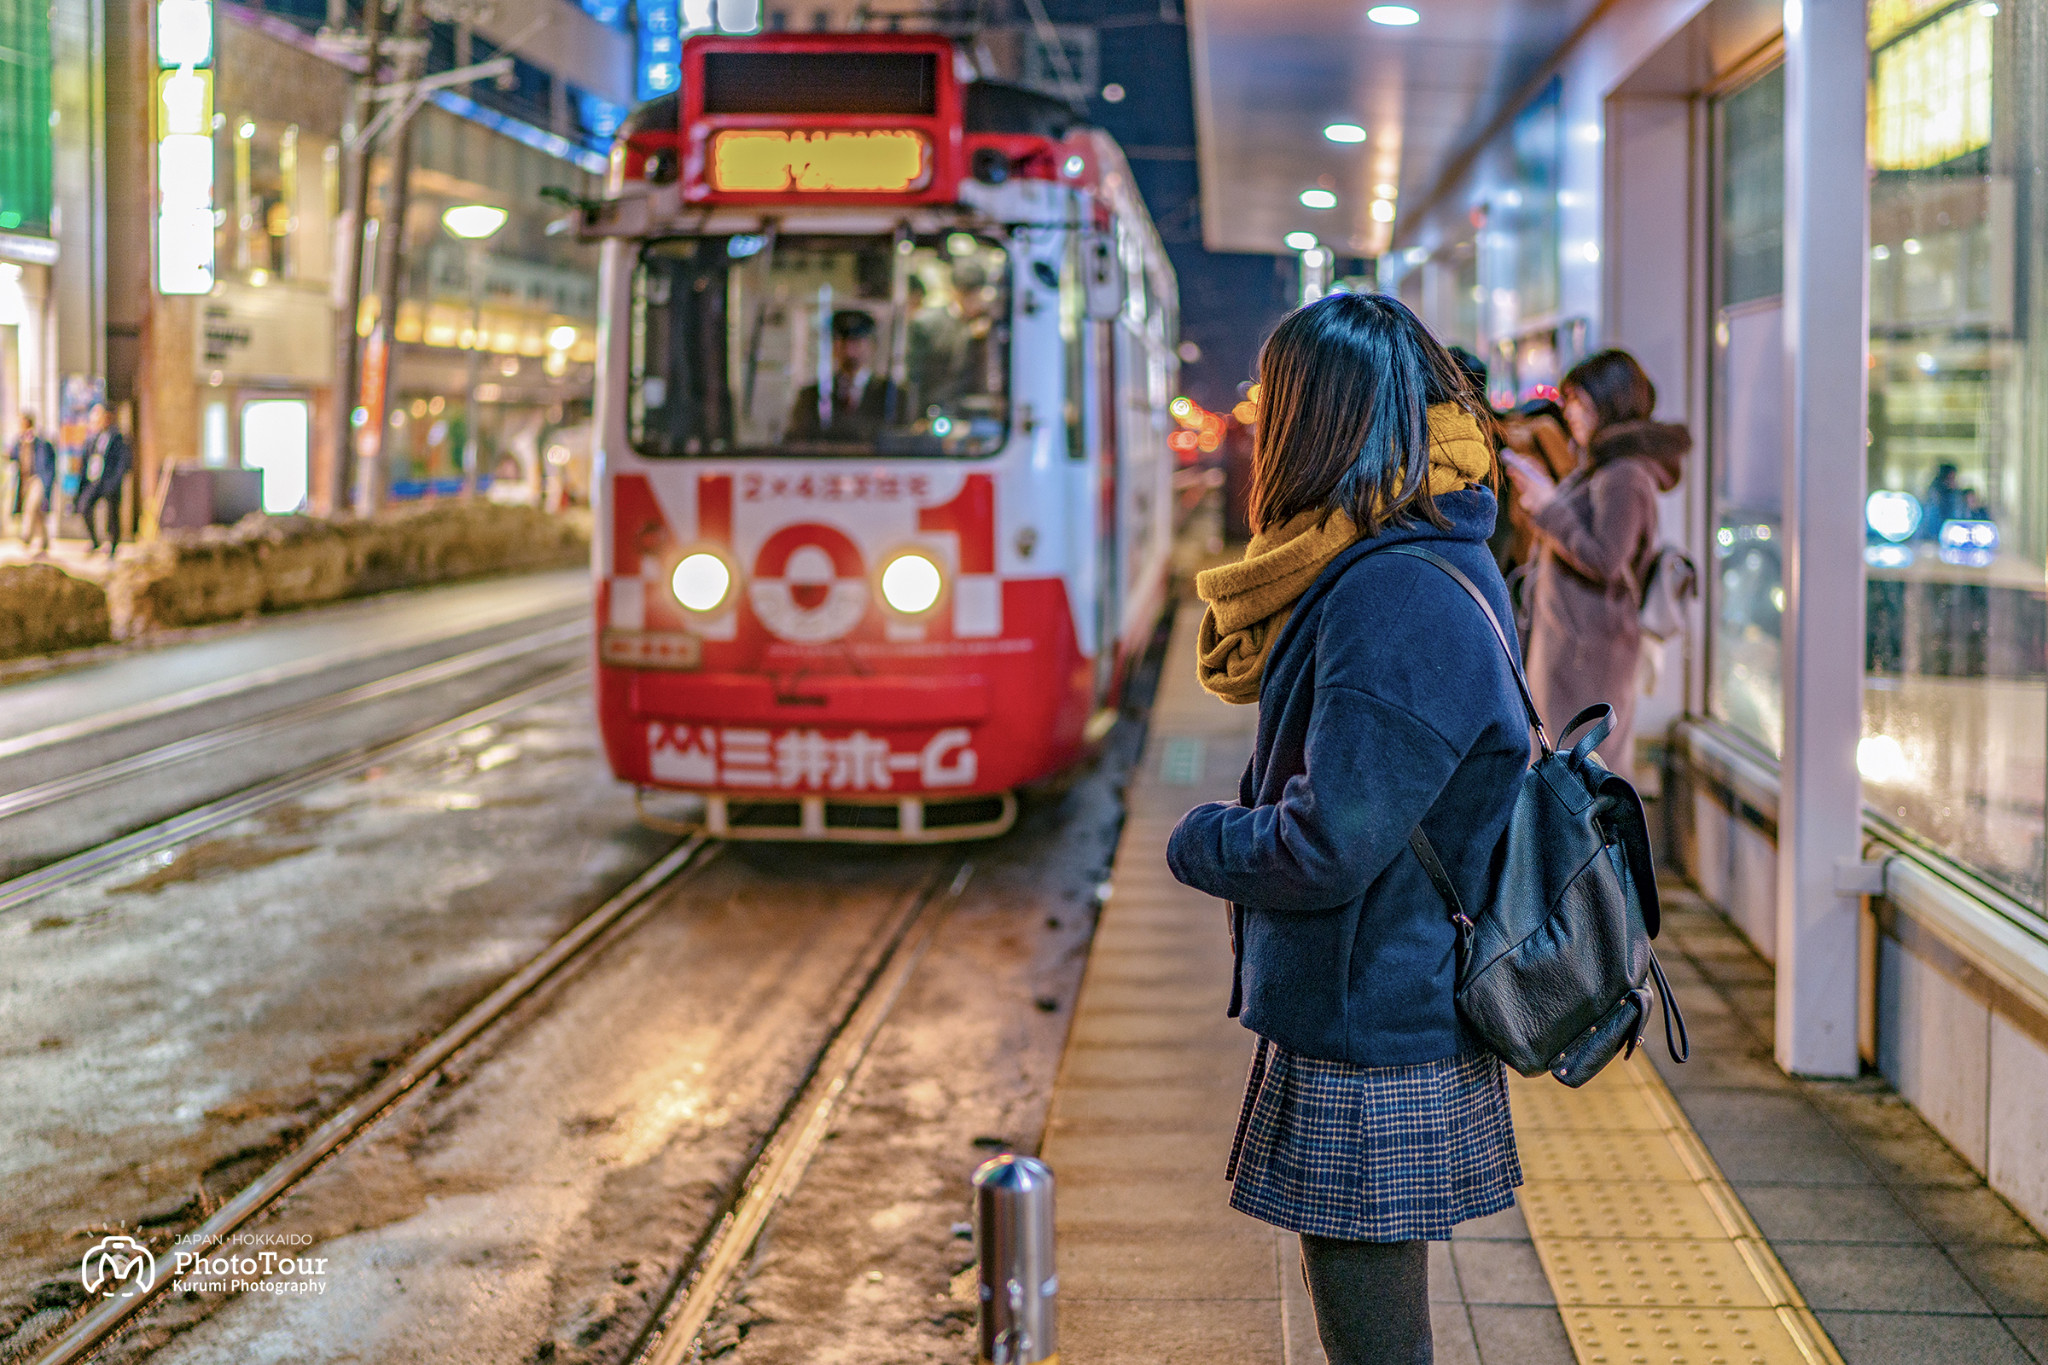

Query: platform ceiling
[{"left": 1188, "top": 0, "right": 1602, "bottom": 258}]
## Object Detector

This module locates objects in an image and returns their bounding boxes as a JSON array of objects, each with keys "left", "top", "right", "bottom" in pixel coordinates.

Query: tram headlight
[
  {"left": 671, "top": 552, "right": 733, "bottom": 613},
  {"left": 880, "top": 552, "right": 943, "bottom": 615}
]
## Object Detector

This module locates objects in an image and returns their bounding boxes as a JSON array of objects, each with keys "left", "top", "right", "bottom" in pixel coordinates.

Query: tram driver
[{"left": 788, "top": 309, "right": 891, "bottom": 442}]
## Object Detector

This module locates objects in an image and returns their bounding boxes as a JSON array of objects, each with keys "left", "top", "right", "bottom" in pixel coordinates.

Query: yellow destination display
[{"left": 710, "top": 129, "right": 931, "bottom": 194}]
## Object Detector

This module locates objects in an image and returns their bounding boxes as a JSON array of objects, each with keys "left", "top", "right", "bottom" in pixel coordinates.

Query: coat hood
[{"left": 1590, "top": 419, "right": 1689, "bottom": 492}]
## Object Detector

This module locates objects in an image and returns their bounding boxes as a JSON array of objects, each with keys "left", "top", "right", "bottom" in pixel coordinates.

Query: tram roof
[{"left": 1189, "top": 0, "right": 1602, "bottom": 258}]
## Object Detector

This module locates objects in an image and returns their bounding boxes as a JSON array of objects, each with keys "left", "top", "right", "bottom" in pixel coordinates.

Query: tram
[{"left": 578, "top": 32, "right": 1179, "bottom": 841}]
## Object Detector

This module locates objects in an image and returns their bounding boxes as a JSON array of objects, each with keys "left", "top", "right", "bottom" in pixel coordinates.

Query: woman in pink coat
[{"left": 1501, "top": 350, "right": 1688, "bottom": 777}]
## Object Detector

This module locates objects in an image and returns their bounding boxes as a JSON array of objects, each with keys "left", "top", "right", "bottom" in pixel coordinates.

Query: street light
[
  {"left": 442, "top": 203, "right": 507, "bottom": 499},
  {"left": 442, "top": 203, "right": 508, "bottom": 240}
]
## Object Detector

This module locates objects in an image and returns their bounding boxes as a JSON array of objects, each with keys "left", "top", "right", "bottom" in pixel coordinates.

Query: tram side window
[
  {"left": 628, "top": 232, "right": 1012, "bottom": 458},
  {"left": 631, "top": 240, "right": 733, "bottom": 457}
]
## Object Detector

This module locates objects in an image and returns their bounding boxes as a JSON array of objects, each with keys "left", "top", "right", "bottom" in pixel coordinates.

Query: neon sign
[{"left": 156, "top": 0, "right": 214, "bottom": 295}]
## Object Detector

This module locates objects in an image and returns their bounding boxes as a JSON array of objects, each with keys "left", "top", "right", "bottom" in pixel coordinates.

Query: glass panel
[
  {"left": 0, "top": 0, "right": 52, "bottom": 235},
  {"left": 630, "top": 232, "right": 1011, "bottom": 458},
  {"left": 1708, "top": 66, "right": 1788, "bottom": 753},
  {"left": 1864, "top": 0, "right": 2047, "bottom": 909}
]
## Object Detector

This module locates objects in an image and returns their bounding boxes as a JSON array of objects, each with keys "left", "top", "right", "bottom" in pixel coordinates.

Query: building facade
[{"left": 1382, "top": 0, "right": 2048, "bottom": 1236}]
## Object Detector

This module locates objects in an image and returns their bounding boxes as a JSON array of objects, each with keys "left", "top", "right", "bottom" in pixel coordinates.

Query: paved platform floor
[{"left": 1046, "top": 604, "right": 2047, "bottom": 1364}]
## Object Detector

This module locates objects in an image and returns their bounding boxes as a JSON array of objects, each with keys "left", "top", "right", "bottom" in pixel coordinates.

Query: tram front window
[{"left": 629, "top": 233, "right": 1011, "bottom": 457}]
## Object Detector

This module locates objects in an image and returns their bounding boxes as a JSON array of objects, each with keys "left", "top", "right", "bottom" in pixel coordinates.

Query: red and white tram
[{"left": 581, "top": 32, "right": 1178, "bottom": 841}]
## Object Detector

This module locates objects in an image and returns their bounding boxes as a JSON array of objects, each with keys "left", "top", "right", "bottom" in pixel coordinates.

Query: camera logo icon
[{"left": 80, "top": 1235, "right": 155, "bottom": 1298}]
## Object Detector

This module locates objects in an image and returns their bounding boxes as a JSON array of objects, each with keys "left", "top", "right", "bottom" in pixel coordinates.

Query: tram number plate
[{"left": 600, "top": 629, "right": 703, "bottom": 670}]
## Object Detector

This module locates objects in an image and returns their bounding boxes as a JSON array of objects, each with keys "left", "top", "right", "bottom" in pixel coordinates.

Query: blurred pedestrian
[
  {"left": 11, "top": 413, "right": 55, "bottom": 555},
  {"left": 1494, "top": 396, "right": 1575, "bottom": 573},
  {"left": 1501, "top": 349, "right": 1689, "bottom": 778},
  {"left": 1167, "top": 292, "right": 1526, "bottom": 1365},
  {"left": 76, "top": 404, "right": 131, "bottom": 557}
]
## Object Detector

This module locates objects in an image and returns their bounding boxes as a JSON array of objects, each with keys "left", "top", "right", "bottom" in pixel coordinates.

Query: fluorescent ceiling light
[
  {"left": 1299, "top": 188, "right": 1337, "bottom": 209},
  {"left": 1322, "top": 122, "right": 1367, "bottom": 143},
  {"left": 1367, "top": 5, "right": 1420, "bottom": 25},
  {"left": 1284, "top": 230, "right": 1319, "bottom": 251}
]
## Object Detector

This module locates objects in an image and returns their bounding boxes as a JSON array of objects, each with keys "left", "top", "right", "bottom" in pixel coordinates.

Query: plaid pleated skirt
[{"left": 1226, "top": 1038, "right": 1522, "bottom": 1242}]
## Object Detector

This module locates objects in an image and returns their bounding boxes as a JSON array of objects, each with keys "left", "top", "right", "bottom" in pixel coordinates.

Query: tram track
[
  {"left": 29, "top": 846, "right": 975, "bottom": 1365},
  {"left": 0, "top": 620, "right": 586, "bottom": 826},
  {"left": 626, "top": 859, "right": 974, "bottom": 1365},
  {"left": 0, "top": 660, "right": 591, "bottom": 919},
  {"left": 28, "top": 834, "right": 721, "bottom": 1365}
]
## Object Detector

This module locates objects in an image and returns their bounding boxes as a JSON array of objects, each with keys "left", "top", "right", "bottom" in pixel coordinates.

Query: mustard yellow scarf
[{"left": 1195, "top": 404, "right": 1493, "bottom": 704}]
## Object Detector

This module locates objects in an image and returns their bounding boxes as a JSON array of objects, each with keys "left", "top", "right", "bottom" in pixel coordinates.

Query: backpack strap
[
  {"left": 1407, "top": 827, "right": 1472, "bottom": 936},
  {"left": 1371, "top": 544, "right": 1551, "bottom": 756}
]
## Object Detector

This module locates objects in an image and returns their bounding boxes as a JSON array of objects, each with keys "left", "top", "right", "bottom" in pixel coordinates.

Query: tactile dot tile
[
  {"left": 1559, "top": 1306, "right": 1812, "bottom": 1365},
  {"left": 1520, "top": 1128, "right": 1696, "bottom": 1184},
  {"left": 1511, "top": 1075, "right": 1666, "bottom": 1133},
  {"left": 1521, "top": 1180, "right": 1728, "bottom": 1243},
  {"left": 1537, "top": 1238, "right": 1775, "bottom": 1309}
]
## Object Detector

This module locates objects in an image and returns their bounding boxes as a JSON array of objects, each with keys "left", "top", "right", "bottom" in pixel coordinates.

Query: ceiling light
[
  {"left": 1322, "top": 122, "right": 1367, "bottom": 144},
  {"left": 1374, "top": 183, "right": 1397, "bottom": 199},
  {"left": 1299, "top": 188, "right": 1337, "bottom": 209},
  {"left": 1284, "top": 230, "right": 1319, "bottom": 251},
  {"left": 1369, "top": 200, "right": 1395, "bottom": 223},
  {"left": 1367, "top": 5, "right": 1420, "bottom": 25}
]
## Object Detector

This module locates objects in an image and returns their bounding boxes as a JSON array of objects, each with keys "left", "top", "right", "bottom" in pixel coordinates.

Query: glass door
[{"left": 1707, "top": 63, "right": 1787, "bottom": 755}]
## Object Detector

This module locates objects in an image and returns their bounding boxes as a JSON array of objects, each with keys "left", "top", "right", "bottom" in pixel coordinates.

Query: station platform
[{"left": 1044, "top": 604, "right": 2048, "bottom": 1365}]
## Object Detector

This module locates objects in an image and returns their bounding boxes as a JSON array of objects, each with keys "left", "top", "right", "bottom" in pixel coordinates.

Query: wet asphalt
[{"left": 0, "top": 575, "right": 1164, "bottom": 1364}]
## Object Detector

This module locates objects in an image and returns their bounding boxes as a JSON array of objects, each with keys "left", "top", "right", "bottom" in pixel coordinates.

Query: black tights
[{"left": 1299, "top": 1234, "right": 1432, "bottom": 1365}]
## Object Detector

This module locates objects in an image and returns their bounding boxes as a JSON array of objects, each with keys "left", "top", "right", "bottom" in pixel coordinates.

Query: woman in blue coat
[{"left": 1167, "top": 292, "right": 1529, "bottom": 1363}]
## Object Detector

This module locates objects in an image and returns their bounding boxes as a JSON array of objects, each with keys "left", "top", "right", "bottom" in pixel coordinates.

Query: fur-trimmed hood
[{"left": 1589, "top": 419, "right": 1689, "bottom": 491}]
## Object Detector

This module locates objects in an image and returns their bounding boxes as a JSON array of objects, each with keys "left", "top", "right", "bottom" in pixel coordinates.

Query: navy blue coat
[{"left": 1166, "top": 489, "right": 1531, "bottom": 1067}]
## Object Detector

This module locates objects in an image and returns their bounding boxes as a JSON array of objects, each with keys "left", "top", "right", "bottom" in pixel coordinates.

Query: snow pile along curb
[
  {"left": 0, "top": 563, "right": 115, "bottom": 660},
  {"left": 108, "top": 503, "right": 590, "bottom": 636}
]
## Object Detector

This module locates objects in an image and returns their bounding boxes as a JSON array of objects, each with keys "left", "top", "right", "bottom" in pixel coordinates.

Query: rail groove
[{"left": 629, "top": 860, "right": 975, "bottom": 1365}]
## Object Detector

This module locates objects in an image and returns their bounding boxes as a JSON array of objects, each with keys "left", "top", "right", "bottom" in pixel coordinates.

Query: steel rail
[
  {"left": 0, "top": 665, "right": 587, "bottom": 918},
  {"left": 0, "top": 619, "right": 586, "bottom": 823},
  {"left": 0, "top": 600, "right": 585, "bottom": 763},
  {"left": 629, "top": 860, "right": 976, "bottom": 1365},
  {"left": 31, "top": 833, "right": 717, "bottom": 1365}
]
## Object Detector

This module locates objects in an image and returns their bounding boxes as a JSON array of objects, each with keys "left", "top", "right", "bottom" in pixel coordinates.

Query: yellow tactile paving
[
  {"left": 1541, "top": 1238, "right": 1775, "bottom": 1308},
  {"left": 1522, "top": 1175, "right": 1729, "bottom": 1243},
  {"left": 1559, "top": 1306, "right": 1815, "bottom": 1365},
  {"left": 1512, "top": 1057, "right": 1847, "bottom": 1365},
  {"left": 1520, "top": 1127, "right": 1700, "bottom": 1184},
  {"left": 1511, "top": 1071, "right": 1666, "bottom": 1132}
]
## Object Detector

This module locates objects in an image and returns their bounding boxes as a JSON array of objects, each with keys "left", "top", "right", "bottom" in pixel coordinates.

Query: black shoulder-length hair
[
  {"left": 1249, "top": 291, "right": 1492, "bottom": 537},
  {"left": 1561, "top": 349, "right": 1656, "bottom": 432}
]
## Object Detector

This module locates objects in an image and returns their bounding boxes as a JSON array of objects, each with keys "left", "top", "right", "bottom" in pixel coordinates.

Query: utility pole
[
  {"left": 357, "top": 0, "right": 426, "bottom": 515},
  {"left": 324, "top": 0, "right": 385, "bottom": 516}
]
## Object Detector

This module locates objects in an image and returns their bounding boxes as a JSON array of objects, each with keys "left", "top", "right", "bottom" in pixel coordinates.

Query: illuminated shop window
[{"left": 1871, "top": 3, "right": 1993, "bottom": 171}]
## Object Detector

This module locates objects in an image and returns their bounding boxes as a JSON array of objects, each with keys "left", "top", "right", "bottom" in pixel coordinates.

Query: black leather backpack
[{"left": 1377, "top": 545, "right": 1689, "bottom": 1087}]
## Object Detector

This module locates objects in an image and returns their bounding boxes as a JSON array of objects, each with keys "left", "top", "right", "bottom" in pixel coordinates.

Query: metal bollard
[{"left": 972, "top": 1153, "right": 1057, "bottom": 1365}]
